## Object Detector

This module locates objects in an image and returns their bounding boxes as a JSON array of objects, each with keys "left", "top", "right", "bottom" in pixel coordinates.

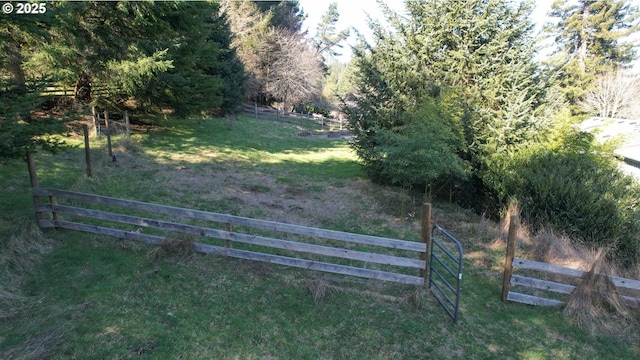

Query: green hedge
[{"left": 487, "top": 129, "right": 640, "bottom": 265}]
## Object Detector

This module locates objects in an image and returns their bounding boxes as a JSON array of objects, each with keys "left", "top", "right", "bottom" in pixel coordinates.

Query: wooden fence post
[
  {"left": 226, "top": 223, "right": 232, "bottom": 248},
  {"left": 106, "top": 114, "right": 113, "bottom": 158},
  {"left": 49, "top": 194, "right": 59, "bottom": 222},
  {"left": 91, "top": 106, "right": 98, "bottom": 136},
  {"left": 420, "top": 203, "right": 432, "bottom": 281},
  {"left": 26, "top": 152, "right": 42, "bottom": 222},
  {"left": 83, "top": 124, "right": 92, "bottom": 177},
  {"left": 26, "top": 151, "right": 38, "bottom": 189},
  {"left": 124, "top": 110, "right": 131, "bottom": 139},
  {"left": 502, "top": 215, "right": 518, "bottom": 301}
]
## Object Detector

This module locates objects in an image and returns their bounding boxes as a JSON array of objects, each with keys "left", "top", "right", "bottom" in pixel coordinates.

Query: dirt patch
[{"left": 145, "top": 160, "right": 402, "bottom": 233}]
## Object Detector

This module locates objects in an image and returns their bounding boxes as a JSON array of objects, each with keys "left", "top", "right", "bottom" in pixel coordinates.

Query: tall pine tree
[
  {"left": 0, "top": 5, "right": 66, "bottom": 159},
  {"left": 545, "top": 0, "right": 640, "bottom": 109},
  {"left": 314, "top": 2, "right": 350, "bottom": 63},
  {"left": 37, "top": 1, "right": 244, "bottom": 116},
  {"left": 344, "top": 0, "right": 548, "bottom": 208}
]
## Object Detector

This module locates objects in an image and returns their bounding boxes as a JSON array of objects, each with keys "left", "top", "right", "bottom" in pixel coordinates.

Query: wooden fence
[
  {"left": 91, "top": 107, "right": 131, "bottom": 140},
  {"left": 41, "top": 84, "right": 111, "bottom": 104},
  {"left": 242, "top": 104, "right": 345, "bottom": 130},
  {"left": 502, "top": 216, "right": 640, "bottom": 308},
  {"left": 31, "top": 186, "right": 434, "bottom": 286}
]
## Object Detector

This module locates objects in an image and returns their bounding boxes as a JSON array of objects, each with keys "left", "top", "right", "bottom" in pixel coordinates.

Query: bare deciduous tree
[
  {"left": 222, "top": 1, "right": 323, "bottom": 108},
  {"left": 222, "top": 0, "right": 272, "bottom": 102},
  {"left": 265, "top": 29, "right": 324, "bottom": 111},
  {"left": 581, "top": 69, "right": 640, "bottom": 119}
]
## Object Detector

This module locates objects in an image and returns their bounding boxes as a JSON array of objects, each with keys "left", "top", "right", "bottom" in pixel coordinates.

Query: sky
[
  {"left": 297, "top": 0, "right": 640, "bottom": 71},
  {"left": 297, "top": 0, "right": 554, "bottom": 62}
]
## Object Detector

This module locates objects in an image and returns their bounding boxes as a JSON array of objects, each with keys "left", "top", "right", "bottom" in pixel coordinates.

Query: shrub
[
  {"left": 376, "top": 96, "right": 468, "bottom": 189},
  {"left": 493, "top": 127, "right": 640, "bottom": 264}
]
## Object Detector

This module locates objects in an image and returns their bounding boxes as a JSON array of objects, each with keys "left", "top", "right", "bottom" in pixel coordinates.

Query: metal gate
[{"left": 428, "top": 225, "right": 463, "bottom": 323}]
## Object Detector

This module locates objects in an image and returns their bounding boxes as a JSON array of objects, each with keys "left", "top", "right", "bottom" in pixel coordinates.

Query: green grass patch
[{"left": 1, "top": 114, "right": 638, "bottom": 359}]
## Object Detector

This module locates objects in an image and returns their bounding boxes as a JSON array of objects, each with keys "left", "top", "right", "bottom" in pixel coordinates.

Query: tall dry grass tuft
[
  {"left": 0, "top": 220, "right": 53, "bottom": 319},
  {"left": 1, "top": 221, "right": 52, "bottom": 274},
  {"left": 404, "top": 286, "right": 430, "bottom": 311},
  {"left": 492, "top": 201, "right": 529, "bottom": 251},
  {"left": 1, "top": 328, "right": 66, "bottom": 360},
  {"left": 563, "top": 249, "right": 637, "bottom": 336},
  {"left": 497, "top": 200, "right": 640, "bottom": 340},
  {"left": 527, "top": 228, "right": 595, "bottom": 271},
  {"left": 149, "top": 232, "right": 194, "bottom": 262},
  {"left": 305, "top": 277, "right": 335, "bottom": 304},
  {"left": 116, "top": 136, "right": 141, "bottom": 154}
]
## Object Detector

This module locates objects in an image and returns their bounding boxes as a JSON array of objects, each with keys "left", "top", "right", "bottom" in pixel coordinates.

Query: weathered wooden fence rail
[
  {"left": 502, "top": 216, "right": 640, "bottom": 308},
  {"left": 41, "top": 85, "right": 110, "bottom": 99},
  {"left": 241, "top": 104, "right": 345, "bottom": 130},
  {"left": 90, "top": 107, "right": 131, "bottom": 139},
  {"left": 32, "top": 187, "right": 431, "bottom": 285}
]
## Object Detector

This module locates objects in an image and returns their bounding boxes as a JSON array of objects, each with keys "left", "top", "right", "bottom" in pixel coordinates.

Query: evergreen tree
[
  {"left": 136, "top": 1, "right": 245, "bottom": 117},
  {"left": 31, "top": 1, "right": 245, "bottom": 117},
  {"left": 223, "top": 0, "right": 273, "bottom": 102},
  {"left": 375, "top": 94, "right": 468, "bottom": 190},
  {"left": 254, "top": 0, "right": 305, "bottom": 32},
  {"left": 344, "top": 0, "right": 547, "bottom": 205},
  {"left": 322, "top": 62, "right": 356, "bottom": 107},
  {"left": 314, "top": 2, "right": 350, "bottom": 62},
  {"left": 0, "top": 4, "right": 67, "bottom": 159},
  {"left": 40, "top": 1, "right": 171, "bottom": 106},
  {"left": 1, "top": 0, "right": 248, "bottom": 159},
  {"left": 0, "top": 7, "right": 51, "bottom": 92},
  {"left": 545, "top": 0, "right": 640, "bottom": 108}
]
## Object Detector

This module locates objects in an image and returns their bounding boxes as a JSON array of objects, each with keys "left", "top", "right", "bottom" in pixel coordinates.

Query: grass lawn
[{"left": 0, "top": 114, "right": 638, "bottom": 359}]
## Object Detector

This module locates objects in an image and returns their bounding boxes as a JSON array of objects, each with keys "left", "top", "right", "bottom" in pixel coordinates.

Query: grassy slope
[{"left": 0, "top": 115, "right": 637, "bottom": 359}]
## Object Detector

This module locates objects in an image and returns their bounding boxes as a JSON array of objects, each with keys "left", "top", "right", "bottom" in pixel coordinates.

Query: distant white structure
[{"left": 580, "top": 117, "right": 640, "bottom": 181}]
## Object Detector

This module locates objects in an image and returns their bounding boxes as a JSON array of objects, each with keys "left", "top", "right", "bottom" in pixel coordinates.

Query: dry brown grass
[
  {"left": 403, "top": 286, "right": 431, "bottom": 310},
  {"left": 305, "top": 277, "right": 337, "bottom": 304},
  {"left": 149, "top": 232, "right": 195, "bottom": 262},
  {"left": 564, "top": 249, "right": 638, "bottom": 338},
  {"left": 1, "top": 328, "right": 66, "bottom": 360},
  {"left": 0, "top": 220, "right": 67, "bottom": 357},
  {"left": 115, "top": 136, "right": 142, "bottom": 154},
  {"left": 491, "top": 202, "right": 530, "bottom": 252},
  {"left": 301, "top": 275, "right": 413, "bottom": 306},
  {"left": 0, "top": 220, "right": 53, "bottom": 319},
  {"left": 495, "top": 202, "right": 640, "bottom": 340}
]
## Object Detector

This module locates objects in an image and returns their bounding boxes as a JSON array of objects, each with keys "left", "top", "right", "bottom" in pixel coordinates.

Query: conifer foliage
[
  {"left": 345, "top": 0, "right": 640, "bottom": 262},
  {"left": 0, "top": 0, "right": 246, "bottom": 158},
  {"left": 344, "top": 0, "right": 546, "bottom": 199},
  {"left": 545, "top": 0, "right": 640, "bottom": 108}
]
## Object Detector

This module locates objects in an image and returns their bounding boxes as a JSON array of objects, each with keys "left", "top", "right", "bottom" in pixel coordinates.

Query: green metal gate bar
[{"left": 429, "top": 225, "right": 463, "bottom": 323}]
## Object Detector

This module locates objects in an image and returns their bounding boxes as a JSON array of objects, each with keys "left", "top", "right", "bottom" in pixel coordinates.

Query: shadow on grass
[{"left": 2, "top": 115, "right": 638, "bottom": 359}]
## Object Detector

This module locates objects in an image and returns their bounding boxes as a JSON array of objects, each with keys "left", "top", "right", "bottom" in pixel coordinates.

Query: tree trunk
[
  {"left": 578, "top": 4, "right": 590, "bottom": 73},
  {"left": 6, "top": 45, "right": 31, "bottom": 121},
  {"left": 7, "top": 52, "right": 26, "bottom": 87},
  {"left": 401, "top": 186, "right": 409, "bottom": 219},
  {"left": 424, "top": 181, "right": 431, "bottom": 203},
  {"left": 225, "top": 113, "right": 237, "bottom": 130},
  {"left": 74, "top": 71, "right": 92, "bottom": 106}
]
